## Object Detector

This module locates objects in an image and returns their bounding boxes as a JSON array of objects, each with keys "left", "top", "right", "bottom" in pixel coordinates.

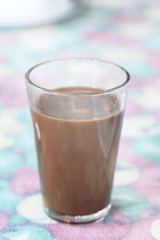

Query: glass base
[{"left": 44, "top": 204, "right": 111, "bottom": 224}]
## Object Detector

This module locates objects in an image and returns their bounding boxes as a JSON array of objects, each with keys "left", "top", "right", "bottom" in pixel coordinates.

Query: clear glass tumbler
[{"left": 25, "top": 58, "right": 130, "bottom": 223}]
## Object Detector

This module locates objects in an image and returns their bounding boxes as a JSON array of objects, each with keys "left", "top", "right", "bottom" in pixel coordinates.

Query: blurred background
[
  {"left": 0, "top": 0, "right": 160, "bottom": 109},
  {"left": 0, "top": 0, "right": 160, "bottom": 239}
]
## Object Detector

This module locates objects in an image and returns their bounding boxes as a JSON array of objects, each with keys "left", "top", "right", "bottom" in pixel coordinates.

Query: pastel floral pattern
[{"left": 0, "top": 0, "right": 160, "bottom": 239}]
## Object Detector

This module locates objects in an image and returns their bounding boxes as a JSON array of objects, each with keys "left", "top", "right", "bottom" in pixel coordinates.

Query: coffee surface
[{"left": 31, "top": 86, "right": 124, "bottom": 215}]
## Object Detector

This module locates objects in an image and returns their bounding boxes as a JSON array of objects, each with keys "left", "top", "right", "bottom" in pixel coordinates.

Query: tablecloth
[{"left": 0, "top": 0, "right": 160, "bottom": 239}]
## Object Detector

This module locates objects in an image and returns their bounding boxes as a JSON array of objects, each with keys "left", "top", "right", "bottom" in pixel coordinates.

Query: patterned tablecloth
[{"left": 0, "top": 0, "right": 160, "bottom": 239}]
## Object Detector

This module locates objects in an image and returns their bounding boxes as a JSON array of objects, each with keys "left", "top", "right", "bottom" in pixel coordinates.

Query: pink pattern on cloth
[
  {"left": 10, "top": 167, "right": 40, "bottom": 196},
  {"left": 128, "top": 77, "right": 148, "bottom": 88},
  {"left": 113, "top": 15, "right": 146, "bottom": 24},
  {"left": 154, "top": 112, "right": 160, "bottom": 121},
  {"left": 125, "top": 100, "right": 143, "bottom": 115},
  {"left": 127, "top": 217, "right": 160, "bottom": 240},
  {"left": 0, "top": 74, "right": 28, "bottom": 108},
  {"left": 0, "top": 53, "right": 8, "bottom": 62},
  {"left": 0, "top": 33, "right": 17, "bottom": 44},
  {"left": 48, "top": 210, "right": 129, "bottom": 240},
  {"left": 84, "top": 31, "right": 139, "bottom": 46},
  {"left": 148, "top": 50, "right": 160, "bottom": 70},
  {"left": 135, "top": 187, "right": 160, "bottom": 206},
  {"left": 133, "top": 166, "right": 160, "bottom": 188},
  {"left": 0, "top": 213, "right": 9, "bottom": 230},
  {"left": 118, "top": 140, "right": 153, "bottom": 168}
]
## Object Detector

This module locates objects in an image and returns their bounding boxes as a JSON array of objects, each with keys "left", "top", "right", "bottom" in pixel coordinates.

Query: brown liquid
[{"left": 31, "top": 87, "right": 124, "bottom": 215}]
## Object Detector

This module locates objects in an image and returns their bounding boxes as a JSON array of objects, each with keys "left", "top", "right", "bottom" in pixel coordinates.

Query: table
[{"left": 0, "top": 0, "right": 160, "bottom": 239}]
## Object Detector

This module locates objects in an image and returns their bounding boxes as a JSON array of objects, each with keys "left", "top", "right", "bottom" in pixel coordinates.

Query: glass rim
[{"left": 25, "top": 58, "right": 130, "bottom": 95}]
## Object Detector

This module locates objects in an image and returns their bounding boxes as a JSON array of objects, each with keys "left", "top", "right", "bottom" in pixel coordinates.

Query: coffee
[{"left": 31, "top": 87, "right": 124, "bottom": 215}]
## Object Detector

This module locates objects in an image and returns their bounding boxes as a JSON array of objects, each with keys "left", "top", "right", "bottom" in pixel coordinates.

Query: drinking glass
[{"left": 25, "top": 58, "right": 130, "bottom": 223}]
